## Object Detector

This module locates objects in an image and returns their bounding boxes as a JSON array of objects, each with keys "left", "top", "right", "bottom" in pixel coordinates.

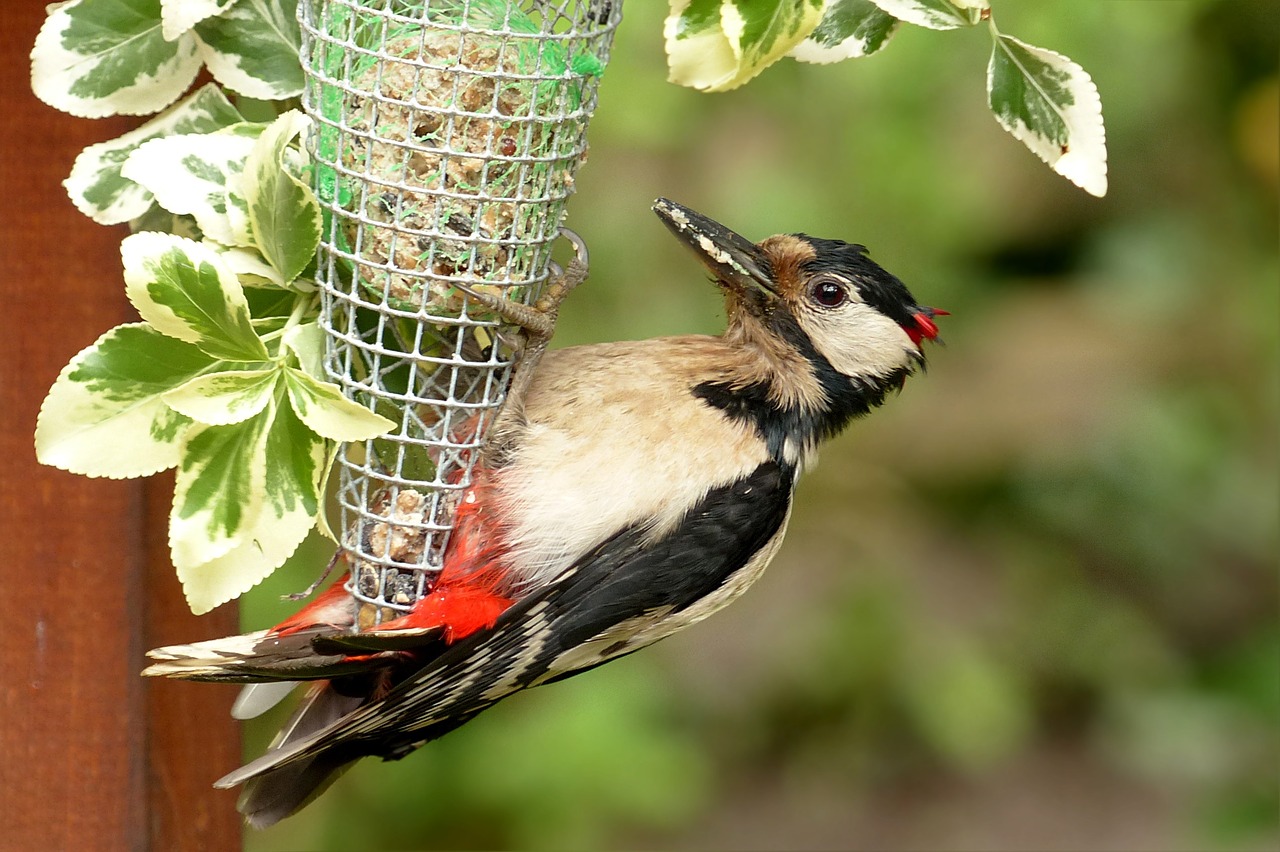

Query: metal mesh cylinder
[{"left": 299, "top": 0, "right": 621, "bottom": 627}]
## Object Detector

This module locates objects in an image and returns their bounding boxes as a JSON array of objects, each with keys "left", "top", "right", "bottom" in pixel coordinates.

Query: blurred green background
[{"left": 244, "top": 1, "right": 1278, "bottom": 849}]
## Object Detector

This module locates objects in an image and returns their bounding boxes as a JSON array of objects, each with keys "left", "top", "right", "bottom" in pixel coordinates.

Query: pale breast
[{"left": 491, "top": 337, "right": 774, "bottom": 592}]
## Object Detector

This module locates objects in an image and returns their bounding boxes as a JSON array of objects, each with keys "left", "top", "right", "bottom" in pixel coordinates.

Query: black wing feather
[{"left": 222, "top": 460, "right": 793, "bottom": 797}]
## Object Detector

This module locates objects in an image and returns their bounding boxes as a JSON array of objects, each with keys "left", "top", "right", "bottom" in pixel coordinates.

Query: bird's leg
[{"left": 456, "top": 228, "right": 589, "bottom": 443}]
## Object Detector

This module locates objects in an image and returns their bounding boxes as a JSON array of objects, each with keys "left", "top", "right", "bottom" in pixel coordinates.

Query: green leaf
[
  {"left": 194, "top": 0, "right": 304, "bottom": 101},
  {"left": 163, "top": 368, "right": 281, "bottom": 425},
  {"left": 35, "top": 324, "right": 214, "bottom": 478},
  {"left": 282, "top": 321, "right": 326, "bottom": 379},
  {"left": 664, "top": 0, "right": 737, "bottom": 91},
  {"left": 169, "top": 408, "right": 265, "bottom": 590},
  {"left": 63, "top": 83, "right": 243, "bottom": 225},
  {"left": 216, "top": 244, "right": 288, "bottom": 288},
  {"left": 160, "top": 0, "right": 237, "bottom": 40},
  {"left": 171, "top": 394, "right": 323, "bottom": 613},
  {"left": 122, "top": 232, "right": 271, "bottom": 361},
  {"left": 283, "top": 367, "right": 397, "bottom": 441},
  {"left": 31, "top": 0, "right": 203, "bottom": 118},
  {"left": 867, "top": 0, "right": 983, "bottom": 30},
  {"left": 988, "top": 33, "right": 1107, "bottom": 196},
  {"left": 240, "top": 111, "right": 322, "bottom": 284},
  {"left": 130, "top": 207, "right": 202, "bottom": 239},
  {"left": 121, "top": 123, "right": 264, "bottom": 246},
  {"left": 790, "top": 0, "right": 899, "bottom": 63},
  {"left": 666, "top": 0, "right": 825, "bottom": 92}
]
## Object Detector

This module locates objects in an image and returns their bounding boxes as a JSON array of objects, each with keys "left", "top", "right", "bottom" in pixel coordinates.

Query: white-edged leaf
[
  {"left": 35, "top": 324, "right": 214, "bottom": 478},
  {"left": 282, "top": 321, "right": 325, "bottom": 379},
  {"left": 666, "top": 0, "right": 825, "bottom": 92},
  {"left": 169, "top": 406, "right": 268, "bottom": 571},
  {"left": 163, "top": 368, "right": 280, "bottom": 425},
  {"left": 665, "top": 0, "right": 740, "bottom": 93},
  {"left": 131, "top": 207, "right": 203, "bottom": 239},
  {"left": 215, "top": 244, "right": 287, "bottom": 287},
  {"left": 63, "top": 83, "right": 242, "bottom": 225},
  {"left": 161, "top": 0, "right": 237, "bottom": 40},
  {"left": 239, "top": 110, "right": 322, "bottom": 283},
  {"left": 121, "top": 123, "right": 264, "bottom": 245},
  {"left": 867, "top": 0, "right": 981, "bottom": 30},
  {"left": 283, "top": 368, "right": 396, "bottom": 441},
  {"left": 988, "top": 34, "right": 1107, "bottom": 196},
  {"left": 790, "top": 0, "right": 899, "bottom": 63},
  {"left": 122, "top": 232, "right": 270, "bottom": 361},
  {"left": 171, "top": 396, "right": 323, "bottom": 613},
  {"left": 193, "top": 0, "right": 303, "bottom": 101},
  {"left": 32, "top": 0, "right": 203, "bottom": 118},
  {"left": 226, "top": 188, "right": 256, "bottom": 248}
]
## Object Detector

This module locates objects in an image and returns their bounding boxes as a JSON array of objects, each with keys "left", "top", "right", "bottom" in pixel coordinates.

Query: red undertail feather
[
  {"left": 375, "top": 478, "right": 513, "bottom": 642},
  {"left": 269, "top": 573, "right": 356, "bottom": 637},
  {"left": 270, "top": 475, "right": 515, "bottom": 646}
]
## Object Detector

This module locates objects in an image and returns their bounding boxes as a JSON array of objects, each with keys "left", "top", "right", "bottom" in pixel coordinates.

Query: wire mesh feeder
[{"left": 299, "top": 0, "right": 621, "bottom": 628}]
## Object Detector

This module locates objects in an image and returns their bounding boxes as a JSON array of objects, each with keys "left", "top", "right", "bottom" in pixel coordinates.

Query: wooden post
[{"left": 0, "top": 7, "right": 242, "bottom": 849}]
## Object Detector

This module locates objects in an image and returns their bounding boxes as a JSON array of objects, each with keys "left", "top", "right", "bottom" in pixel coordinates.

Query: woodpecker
[{"left": 144, "top": 198, "right": 944, "bottom": 827}]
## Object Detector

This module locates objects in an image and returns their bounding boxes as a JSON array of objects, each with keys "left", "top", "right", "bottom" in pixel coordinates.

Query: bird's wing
[{"left": 217, "top": 459, "right": 794, "bottom": 788}]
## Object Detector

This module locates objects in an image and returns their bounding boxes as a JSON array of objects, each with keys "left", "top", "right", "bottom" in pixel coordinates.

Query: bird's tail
[
  {"left": 230, "top": 680, "right": 365, "bottom": 829},
  {"left": 142, "top": 627, "right": 382, "bottom": 682}
]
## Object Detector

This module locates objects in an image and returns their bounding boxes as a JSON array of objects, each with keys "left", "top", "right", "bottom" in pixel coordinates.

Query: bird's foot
[{"left": 456, "top": 227, "right": 589, "bottom": 348}]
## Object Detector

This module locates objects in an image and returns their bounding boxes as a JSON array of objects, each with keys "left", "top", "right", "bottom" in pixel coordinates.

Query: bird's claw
[{"left": 455, "top": 227, "right": 588, "bottom": 344}]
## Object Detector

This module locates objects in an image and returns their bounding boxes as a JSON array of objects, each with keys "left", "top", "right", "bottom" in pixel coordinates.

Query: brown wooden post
[{"left": 1, "top": 7, "right": 242, "bottom": 849}]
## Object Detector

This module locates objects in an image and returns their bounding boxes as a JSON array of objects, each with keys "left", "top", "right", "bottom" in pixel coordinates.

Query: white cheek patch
[{"left": 805, "top": 303, "right": 917, "bottom": 380}]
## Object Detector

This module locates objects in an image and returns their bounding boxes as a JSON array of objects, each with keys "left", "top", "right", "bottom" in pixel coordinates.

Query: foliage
[
  {"left": 32, "top": 0, "right": 393, "bottom": 613},
  {"left": 30, "top": 0, "right": 1108, "bottom": 613},
  {"left": 665, "top": 0, "right": 1108, "bottom": 195}
]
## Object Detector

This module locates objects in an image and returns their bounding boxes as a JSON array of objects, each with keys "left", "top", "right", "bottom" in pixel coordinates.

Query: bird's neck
[{"left": 695, "top": 312, "right": 908, "bottom": 468}]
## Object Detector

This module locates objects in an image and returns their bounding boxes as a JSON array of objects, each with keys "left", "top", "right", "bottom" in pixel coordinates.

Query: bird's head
[{"left": 653, "top": 198, "right": 945, "bottom": 415}]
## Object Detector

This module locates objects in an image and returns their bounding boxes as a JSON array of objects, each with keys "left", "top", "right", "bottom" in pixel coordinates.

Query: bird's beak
[{"left": 653, "top": 198, "right": 777, "bottom": 302}]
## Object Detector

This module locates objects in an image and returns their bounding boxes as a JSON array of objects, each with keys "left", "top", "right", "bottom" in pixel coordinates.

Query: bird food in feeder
[{"left": 300, "top": 0, "right": 618, "bottom": 627}]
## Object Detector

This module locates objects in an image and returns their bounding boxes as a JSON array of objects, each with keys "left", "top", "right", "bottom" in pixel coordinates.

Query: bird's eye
[{"left": 810, "top": 278, "right": 848, "bottom": 308}]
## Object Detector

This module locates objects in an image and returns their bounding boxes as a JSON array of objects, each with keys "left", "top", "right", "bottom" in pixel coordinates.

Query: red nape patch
[
  {"left": 268, "top": 573, "right": 354, "bottom": 637},
  {"left": 905, "top": 308, "right": 948, "bottom": 345}
]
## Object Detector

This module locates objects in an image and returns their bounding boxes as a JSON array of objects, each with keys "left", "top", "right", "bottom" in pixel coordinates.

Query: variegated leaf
[
  {"left": 168, "top": 405, "right": 263, "bottom": 595},
  {"left": 666, "top": 0, "right": 825, "bottom": 92},
  {"left": 35, "top": 324, "right": 213, "bottom": 478},
  {"left": 31, "top": 0, "right": 202, "bottom": 118},
  {"left": 194, "top": 0, "right": 304, "bottom": 101},
  {"left": 867, "top": 0, "right": 982, "bottom": 30},
  {"left": 790, "top": 0, "right": 899, "bottom": 63},
  {"left": 665, "top": 0, "right": 738, "bottom": 92},
  {"left": 63, "top": 83, "right": 242, "bottom": 225},
  {"left": 163, "top": 368, "right": 281, "bottom": 425},
  {"left": 215, "top": 244, "right": 287, "bottom": 287},
  {"left": 160, "top": 0, "right": 238, "bottom": 41},
  {"left": 282, "top": 321, "right": 326, "bottom": 379},
  {"left": 282, "top": 367, "right": 396, "bottom": 441},
  {"left": 171, "top": 395, "right": 323, "bottom": 613},
  {"left": 121, "top": 233, "right": 270, "bottom": 361},
  {"left": 131, "top": 207, "right": 203, "bottom": 239},
  {"left": 988, "top": 34, "right": 1107, "bottom": 196},
  {"left": 239, "top": 111, "right": 322, "bottom": 284},
  {"left": 121, "top": 123, "right": 264, "bottom": 246}
]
